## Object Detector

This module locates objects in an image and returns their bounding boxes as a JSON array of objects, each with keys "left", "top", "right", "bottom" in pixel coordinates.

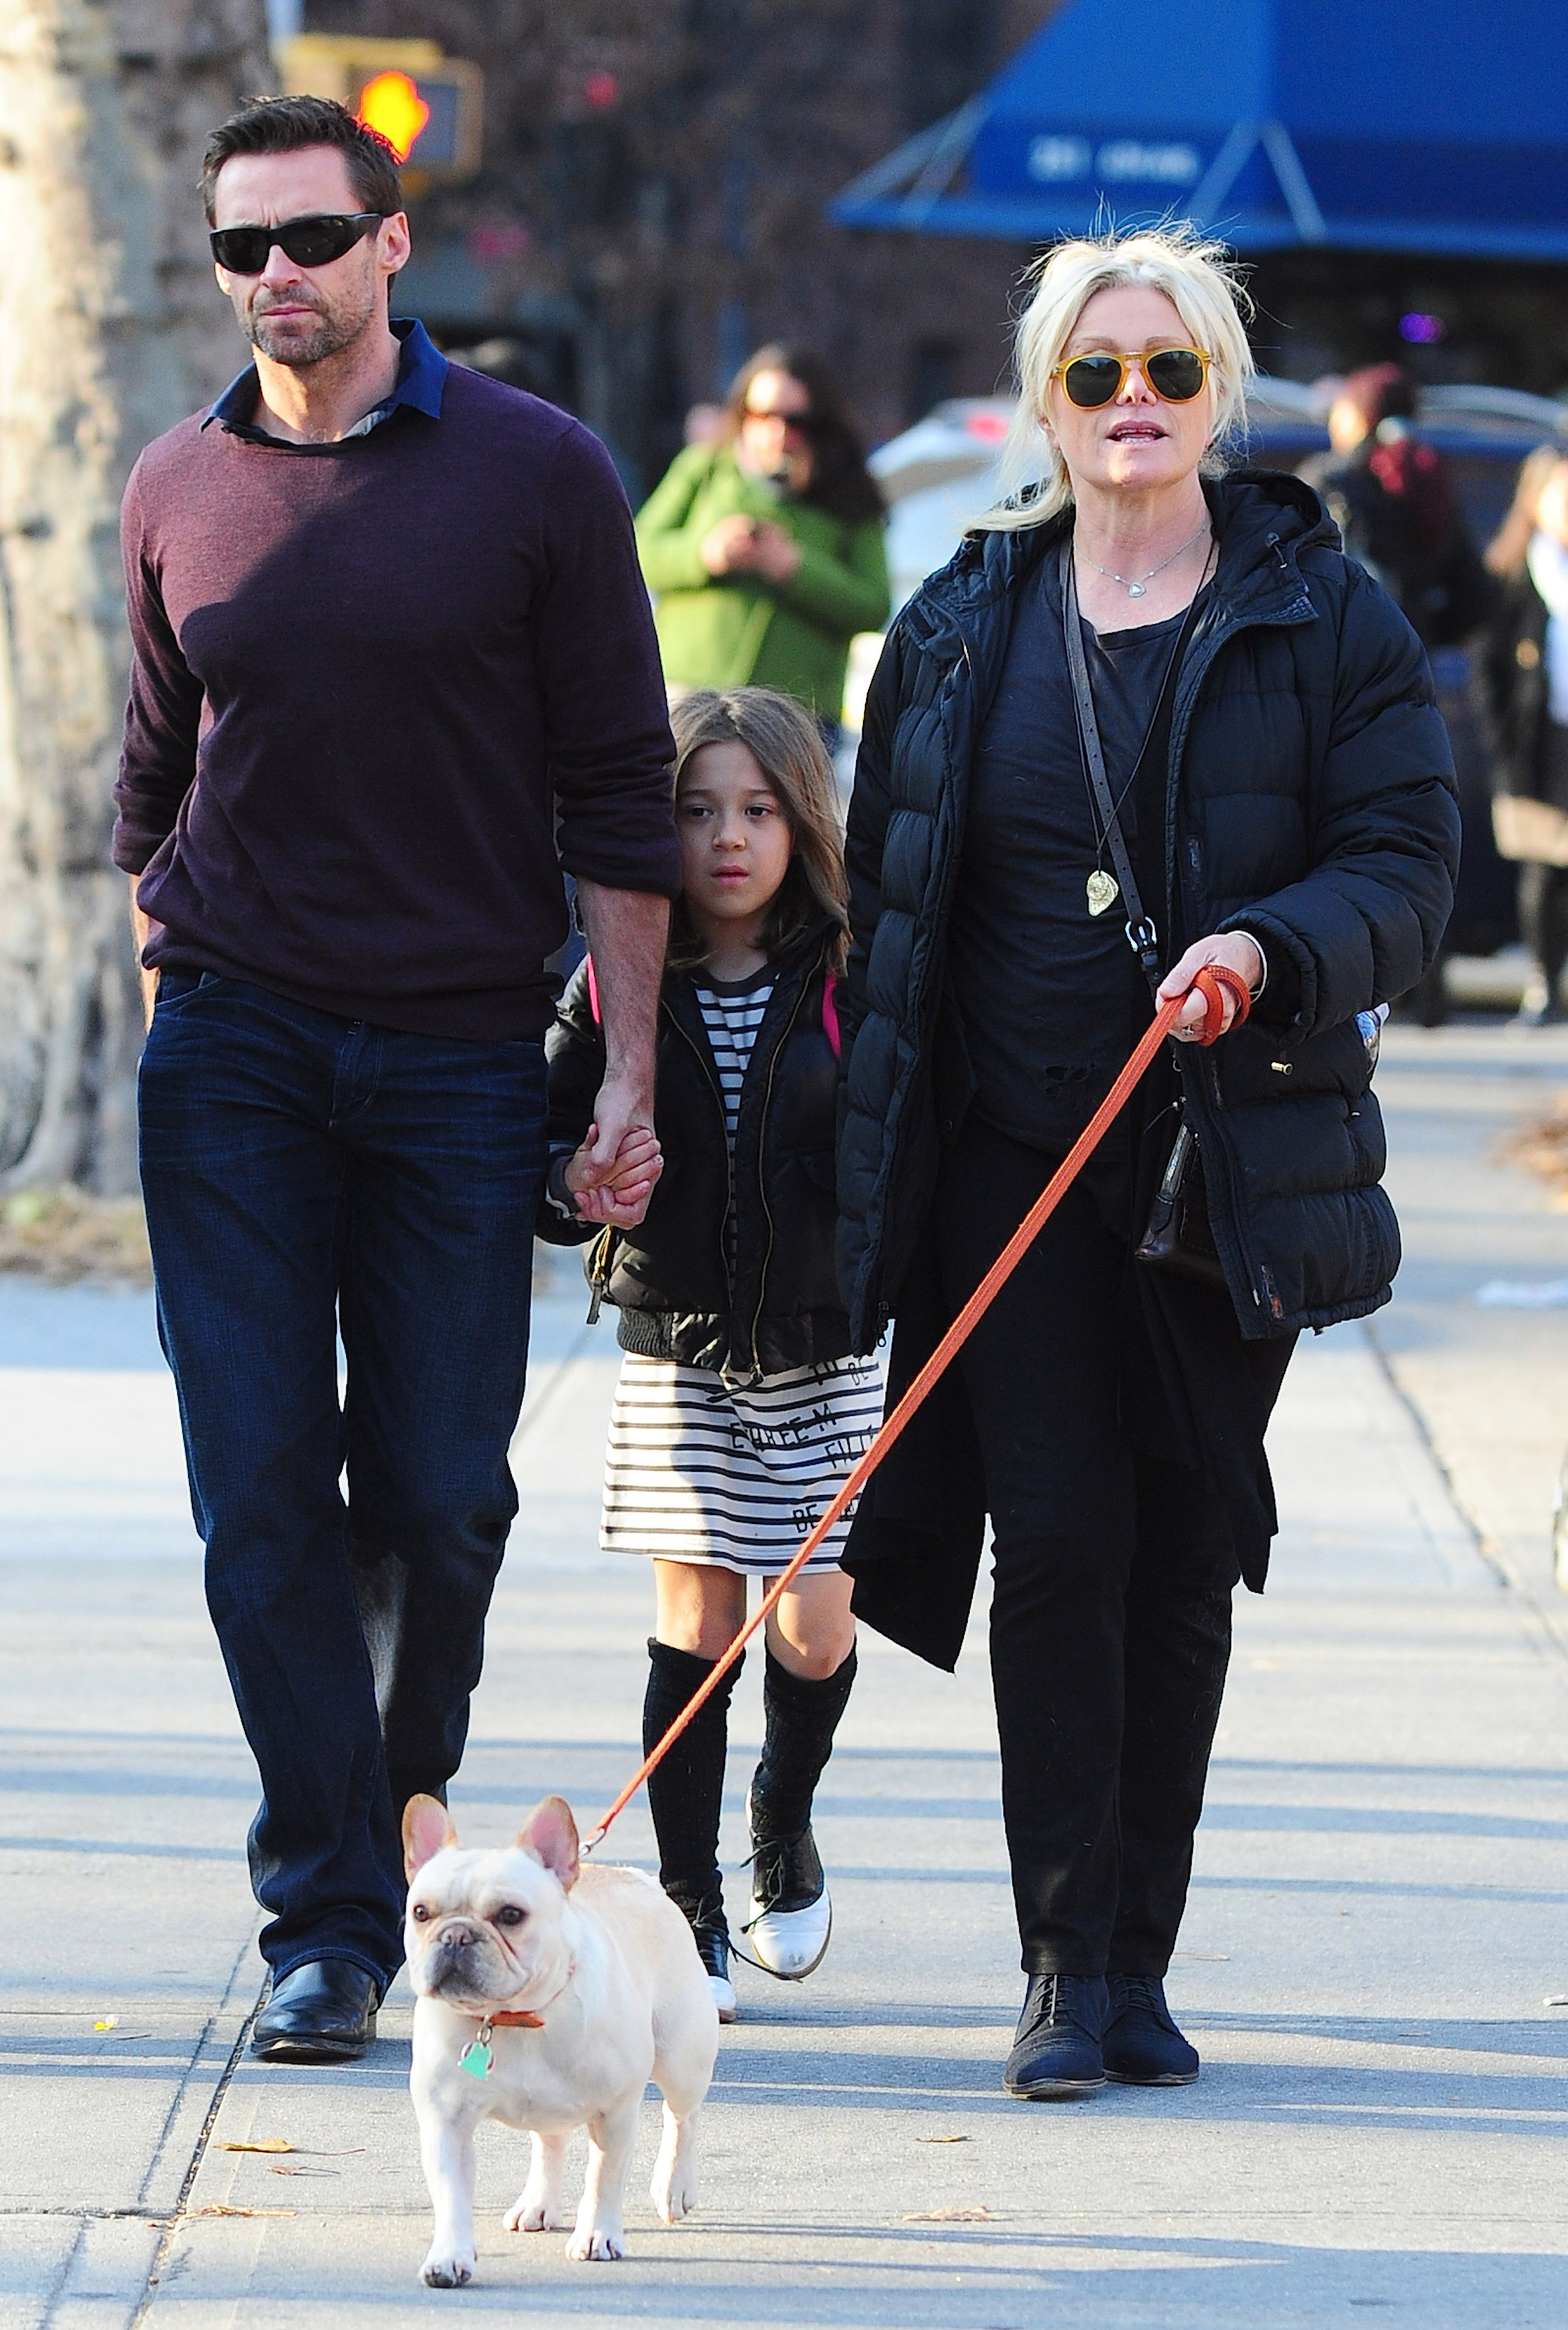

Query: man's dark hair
[{"left": 200, "top": 95, "right": 403, "bottom": 226}]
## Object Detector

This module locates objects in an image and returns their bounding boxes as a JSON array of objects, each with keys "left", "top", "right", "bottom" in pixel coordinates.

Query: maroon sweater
[{"left": 114, "top": 351, "right": 679, "bottom": 1040}]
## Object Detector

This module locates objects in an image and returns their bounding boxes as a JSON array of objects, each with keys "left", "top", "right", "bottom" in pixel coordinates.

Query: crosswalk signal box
[{"left": 280, "top": 35, "right": 482, "bottom": 184}]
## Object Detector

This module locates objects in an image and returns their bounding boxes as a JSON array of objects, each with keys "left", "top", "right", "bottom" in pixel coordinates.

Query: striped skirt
[{"left": 600, "top": 1351, "right": 886, "bottom": 1575}]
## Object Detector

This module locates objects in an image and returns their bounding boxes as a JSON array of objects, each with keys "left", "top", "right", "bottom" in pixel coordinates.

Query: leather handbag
[{"left": 1134, "top": 1119, "right": 1227, "bottom": 1286}]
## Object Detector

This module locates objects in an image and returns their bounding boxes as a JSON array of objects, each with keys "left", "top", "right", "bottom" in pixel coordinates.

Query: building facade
[{"left": 300, "top": 0, "right": 1058, "bottom": 492}]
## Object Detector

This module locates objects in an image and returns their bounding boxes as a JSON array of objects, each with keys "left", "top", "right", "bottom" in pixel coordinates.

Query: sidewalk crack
[
  {"left": 1363, "top": 1317, "right": 1507, "bottom": 1584},
  {"left": 127, "top": 1973, "right": 267, "bottom": 2326}
]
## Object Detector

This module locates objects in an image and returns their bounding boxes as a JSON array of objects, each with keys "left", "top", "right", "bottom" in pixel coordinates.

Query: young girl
[{"left": 542, "top": 687, "right": 877, "bottom": 2019}]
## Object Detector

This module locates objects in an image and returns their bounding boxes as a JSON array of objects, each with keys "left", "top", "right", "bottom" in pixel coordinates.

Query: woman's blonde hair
[
  {"left": 667, "top": 688, "right": 849, "bottom": 971},
  {"left": 1485, "top": 443, "right": 1568, "bottom": 578},
  {"left": 973, "top": 224, "right": 1256, "bottom": 533}
]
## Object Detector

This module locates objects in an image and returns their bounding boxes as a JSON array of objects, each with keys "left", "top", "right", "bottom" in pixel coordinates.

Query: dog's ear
[
  {"left": 516, "top": 1795, "right": 580, "bottom": 1891},
  {"left": 403, "top": 1793, "right": 458, "bottom": 1880}
]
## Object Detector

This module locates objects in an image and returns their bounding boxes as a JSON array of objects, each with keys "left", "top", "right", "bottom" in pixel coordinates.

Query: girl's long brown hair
[
  {"left": 1487, "top": 444, "right": 1568, "bottom": 578},
  {"left": 668, "top": 688, "right": 849, "bottom": 973}
]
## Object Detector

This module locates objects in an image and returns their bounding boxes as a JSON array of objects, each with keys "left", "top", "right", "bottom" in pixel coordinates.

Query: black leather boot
[{"left": 1002, "top": 1972, "right": 1108, "bottom": 2099}]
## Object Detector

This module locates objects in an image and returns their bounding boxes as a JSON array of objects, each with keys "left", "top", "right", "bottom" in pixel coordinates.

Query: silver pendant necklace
[
  {"left": 1080, "top": 517, "right": 1211, "bottom": 599},
  {"left": 1076, "top": 536, "right": 1217, "bottom": 918}
]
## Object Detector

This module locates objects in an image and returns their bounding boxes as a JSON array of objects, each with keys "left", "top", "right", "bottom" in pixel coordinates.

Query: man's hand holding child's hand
[{"left": 565, "top": 1124, "right": 663, "bottom": 1228}]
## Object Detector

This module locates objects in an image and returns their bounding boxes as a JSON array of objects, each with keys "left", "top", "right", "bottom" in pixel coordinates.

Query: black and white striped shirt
[{"left": 693, "top": 967, "right": 776, "bottom": 1151}]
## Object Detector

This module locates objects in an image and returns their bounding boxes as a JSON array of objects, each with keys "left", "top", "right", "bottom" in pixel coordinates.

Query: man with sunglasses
[{"left": 113, "top": 96, "right": 678, "bottom": 2065}]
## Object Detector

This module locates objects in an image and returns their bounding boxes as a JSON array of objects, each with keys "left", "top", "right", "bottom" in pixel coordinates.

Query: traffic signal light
[{"left": 280, "top": 35, "right": 482, "bottom": 184}]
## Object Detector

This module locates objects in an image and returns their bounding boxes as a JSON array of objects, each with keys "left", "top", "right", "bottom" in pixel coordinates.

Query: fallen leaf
[
  {"left": 93, "top": 2016, "right": 118, "bottom": 2031},
  {"left": 222, "top": 2139, "right": 294, "bottom": 2154},
  {"left": 914, "top": 2134, "right": 969, "bottom": 2144},
  {"left": 901, "top": 2206, "right": 993, "bottom": 2222},
  {"left": 270, "top": 2164, "right": 337, "bottom": 2178},
  {"left": 188, "top": 2204, "right": 296, "bottom": 2218}
]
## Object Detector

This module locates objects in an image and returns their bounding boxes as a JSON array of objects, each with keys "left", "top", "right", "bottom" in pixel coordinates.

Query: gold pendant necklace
[{"left": 1086, "top": 869, "right": 1120, "bottom": 916}]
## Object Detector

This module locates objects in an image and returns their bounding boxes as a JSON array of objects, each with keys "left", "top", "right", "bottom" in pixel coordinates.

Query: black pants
[
  {"left": 933, "top": 1118, "right": 1240, "bottom": 1979},
  {"left": 1518, "top": 862, "right": 1568, "bottom": 1003}
]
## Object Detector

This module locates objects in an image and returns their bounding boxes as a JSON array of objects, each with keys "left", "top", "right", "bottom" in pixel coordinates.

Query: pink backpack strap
[
  {"left": 586, "top": 954, "right": 601, "bottom": 1027},
  {"left": 821, "top": 970, "right": 841, "bottom": 1059}
]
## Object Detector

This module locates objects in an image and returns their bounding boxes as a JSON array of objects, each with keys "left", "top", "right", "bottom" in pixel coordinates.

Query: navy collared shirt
[{"left": 201, "top": 315, "right": 447, "bottom": 444}]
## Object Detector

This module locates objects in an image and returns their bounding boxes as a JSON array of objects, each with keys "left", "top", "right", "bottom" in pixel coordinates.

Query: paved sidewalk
[
  {"left": 1370, "top": 1020, "right": 1568, "bottom": 1637},
  {"left": 4, "top": 1076, "right": 1568, "bottom": 2325}
]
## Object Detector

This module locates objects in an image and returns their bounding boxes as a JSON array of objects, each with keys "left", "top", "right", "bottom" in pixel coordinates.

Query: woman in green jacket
[{"left": 636, "top": 346, "right": 889, "bottom": 726}]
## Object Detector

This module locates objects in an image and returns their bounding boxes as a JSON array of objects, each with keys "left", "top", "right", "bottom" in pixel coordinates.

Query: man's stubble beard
[{"left": 244, "top": 279, "right": 379, "bottom": 371}]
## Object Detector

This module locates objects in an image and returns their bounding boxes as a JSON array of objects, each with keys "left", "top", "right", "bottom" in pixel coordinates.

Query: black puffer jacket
[
  {"left": 543, "top": 925, "right": 849, "bottom": 1379},
  {"left": 838, "top": 471, "right": 1459, "bottom": 1347}
]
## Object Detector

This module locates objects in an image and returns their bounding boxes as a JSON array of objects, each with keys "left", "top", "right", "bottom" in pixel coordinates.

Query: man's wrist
[{"left": 596, "top": 1064, "right": 655, "bottom": 1114}]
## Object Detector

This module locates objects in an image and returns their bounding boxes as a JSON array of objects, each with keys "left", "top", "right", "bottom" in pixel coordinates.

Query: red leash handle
[
  {"left": 581, "top": 986, "right": 1195, "bottom": 1853},
  {"left": 1190, "top": 962, "right": 1251, "bottom": 1045}
]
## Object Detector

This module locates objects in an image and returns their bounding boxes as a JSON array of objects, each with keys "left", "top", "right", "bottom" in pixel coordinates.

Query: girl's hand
[
  {"left": 1157, "top": 933, "right": 1265, "bottom": 1041},
  {"left": 564, "top": 1124, "right": 663, "bottom": 1227}
]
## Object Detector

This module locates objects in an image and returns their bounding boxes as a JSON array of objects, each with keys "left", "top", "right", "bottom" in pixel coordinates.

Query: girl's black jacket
[
  {"left": 541, "top": 924, "right": 849, "bottom": 1381},
  {"left": 838, "top": 470, "right": 1461, "bottom": 1350}
]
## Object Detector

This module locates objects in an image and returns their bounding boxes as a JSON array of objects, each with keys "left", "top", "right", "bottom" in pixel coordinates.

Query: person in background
[
  {"left": 636, "top": 348, "right": 889, "bottom": 733},
  {"left": 542, "top": 688, "right": 875, "bottom": 2022},
  {"left": 1307, "top": 362, "right": 1494, "bottom": 1026},
  {"left": 1310, "top": 363, "right": 1491, "bottom": 650},
  {"left": 1475, "top": 447, "right": 1568, "bottom": 1023}
]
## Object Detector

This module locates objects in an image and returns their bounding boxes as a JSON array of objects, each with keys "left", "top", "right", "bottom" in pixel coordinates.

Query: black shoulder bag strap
[
  {"left": 1060, "top": 535, "right": 1203, "bottom": 994},
  {"left": 1060, "top": 537, "right": 1226, "bottom": 1284}
]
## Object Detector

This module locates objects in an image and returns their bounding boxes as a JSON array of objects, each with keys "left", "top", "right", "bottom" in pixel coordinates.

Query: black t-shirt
[{"left": 948, "top": 549, "right": 1193, "bottom": 1155}]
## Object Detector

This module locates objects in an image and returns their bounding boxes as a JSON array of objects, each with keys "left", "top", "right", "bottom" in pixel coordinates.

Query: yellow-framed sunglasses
[{"left": 1050, "top": 346, "right": 1213, "bottom": 409}]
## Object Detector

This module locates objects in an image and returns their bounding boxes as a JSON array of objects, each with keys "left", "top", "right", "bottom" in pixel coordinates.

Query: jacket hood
[{"left": 910, "top": 467, "right": 1339, "bottom": 633}]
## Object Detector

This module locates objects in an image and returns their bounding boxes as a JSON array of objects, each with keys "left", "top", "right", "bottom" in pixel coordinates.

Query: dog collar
[{"left": 457, "top": 1966, "right": 573, "bottom": 2081}]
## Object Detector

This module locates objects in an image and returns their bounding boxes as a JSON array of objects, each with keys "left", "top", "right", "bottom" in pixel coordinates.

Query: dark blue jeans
[{"left": 139, "top": 974, "right": 547, "bottom": 1991}]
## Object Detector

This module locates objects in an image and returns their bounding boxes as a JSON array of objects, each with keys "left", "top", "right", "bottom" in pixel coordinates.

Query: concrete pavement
[{"left": 5, "top": 1025, "right": 1568, "bottom": 2326}]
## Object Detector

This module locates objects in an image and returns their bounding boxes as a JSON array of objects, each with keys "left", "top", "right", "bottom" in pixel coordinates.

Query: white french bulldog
[{"left": 402, "top": 1792, "right": 719, "bottom": 2289}]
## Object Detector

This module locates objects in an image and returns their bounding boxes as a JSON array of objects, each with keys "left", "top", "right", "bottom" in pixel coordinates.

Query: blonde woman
[
  {"left": 543, "top": 688, "right": 876, "bottom": 2019},
  {"left": 1476, "top": 447, "right": 1568, "bottom": 1021},
  {"left": 837, "top": 227, "right": 1458, "bottom": 2098}
]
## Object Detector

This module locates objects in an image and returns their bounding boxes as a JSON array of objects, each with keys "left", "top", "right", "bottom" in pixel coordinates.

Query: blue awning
[{"left": 830, "top": 0, "right": 1568, "bottom": 262}]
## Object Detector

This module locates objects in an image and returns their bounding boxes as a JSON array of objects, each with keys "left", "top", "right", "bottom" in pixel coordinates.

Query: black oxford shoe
[
  {"left": 1102, "top": 1972, "right": 1200, "bottom": 2084},
  {"left": 1002, "top": 1972, "right": 1108, "bottom": 2099},
  {"left": 252, "top": 1960, "right": 380, "bottom": 2063}
]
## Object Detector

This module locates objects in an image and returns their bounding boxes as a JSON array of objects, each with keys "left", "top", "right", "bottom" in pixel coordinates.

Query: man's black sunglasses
[{"left": 209, "top": 212, "right": 384, "bottom": 275}]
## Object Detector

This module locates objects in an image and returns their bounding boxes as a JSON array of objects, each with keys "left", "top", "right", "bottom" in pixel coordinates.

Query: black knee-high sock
[
  {"left": 750, "top": 1644, "right": 857, "bottom": 1843},
  {"left": 643, "top": 1637, "right": 742, "bottom": 1927}
]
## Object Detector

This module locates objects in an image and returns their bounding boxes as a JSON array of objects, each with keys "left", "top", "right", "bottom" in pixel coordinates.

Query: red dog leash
[{"left": 581, "top": 966, "right": 1248, "bottom": 1852}]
